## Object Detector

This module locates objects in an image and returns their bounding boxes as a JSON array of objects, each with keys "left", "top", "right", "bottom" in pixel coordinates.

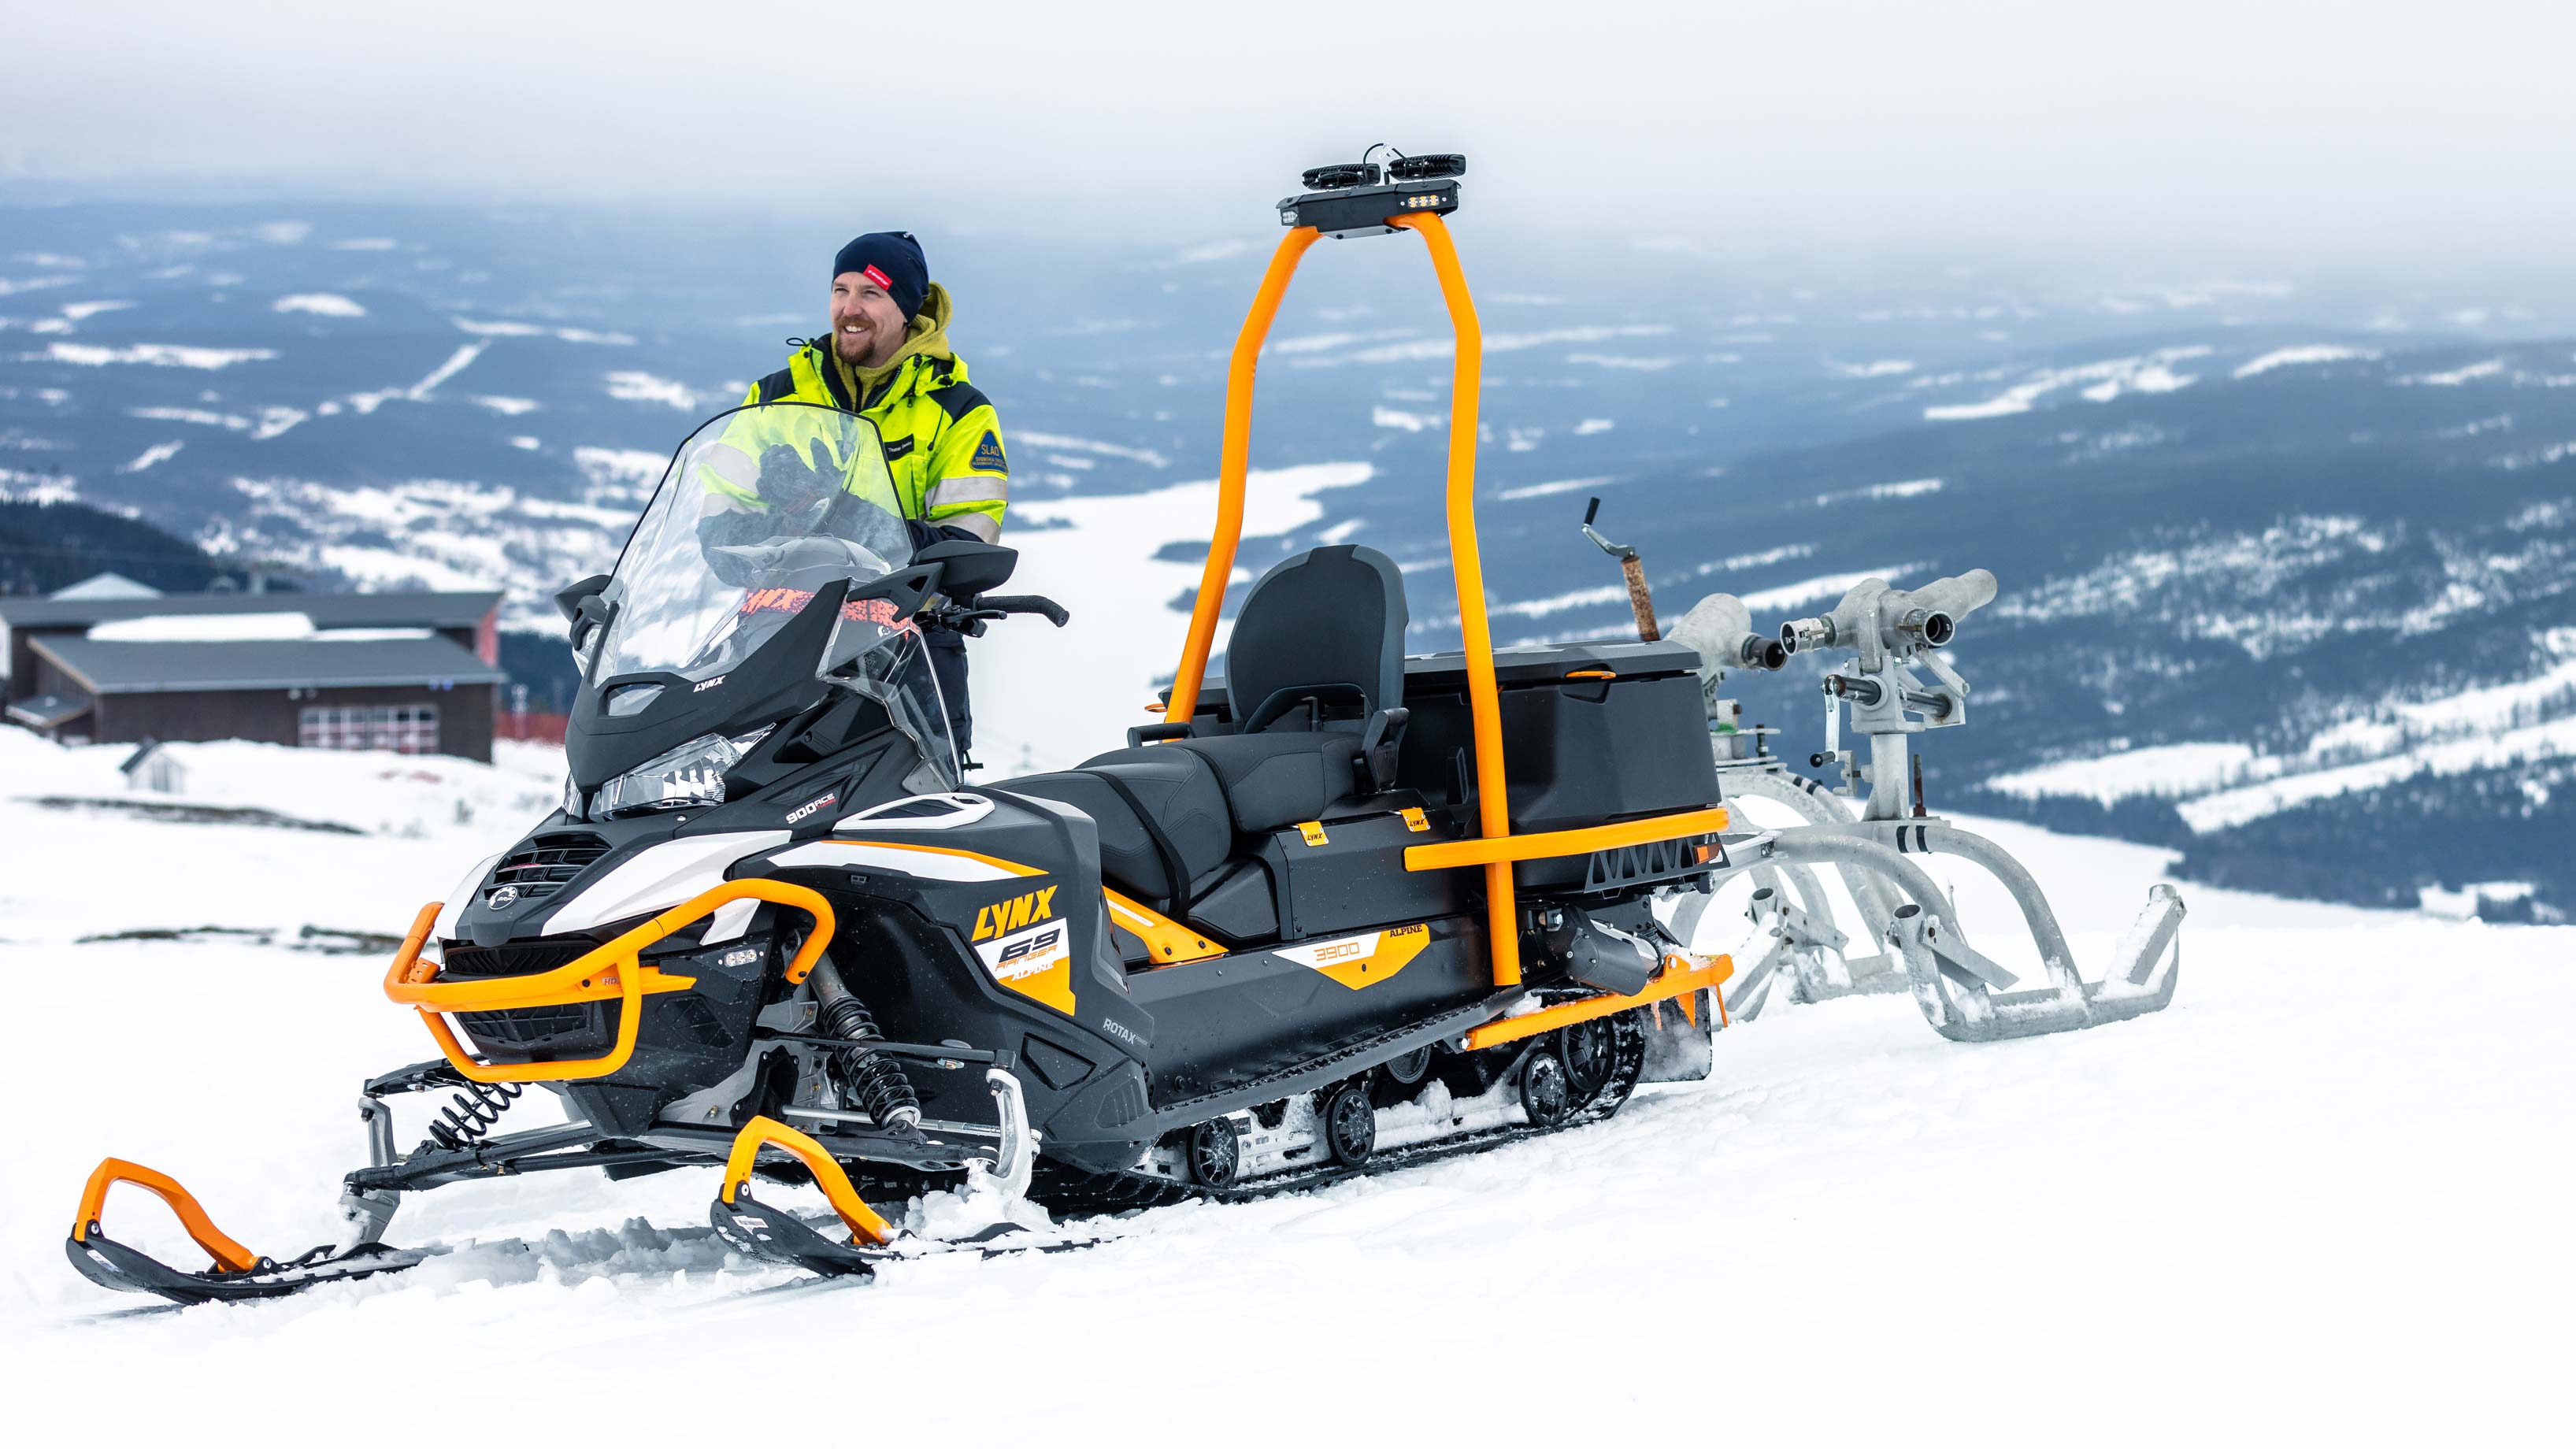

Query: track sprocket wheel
[
  {"left": 1322, "top": 1082, "right": 1377, "bottom": 1166},
  {"left": 1188, "top": 1118, "right": 1243, "bottom": 1188},
  {"left": 1560, "top": 1017, "right": 1617, "bottom": 1099},
  {"left": 1520, "top": 1048, "right": 1574, "bottom": 1128}
]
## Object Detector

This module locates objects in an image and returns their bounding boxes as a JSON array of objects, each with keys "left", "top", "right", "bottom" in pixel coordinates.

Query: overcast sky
[{"left": 6, "top": 1, "right": 2572, "bottom": 261}]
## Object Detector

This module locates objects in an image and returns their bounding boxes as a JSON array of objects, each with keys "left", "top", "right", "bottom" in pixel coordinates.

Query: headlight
[
  {"left": 562, "top": 773, "right": 586, "bottom": 821},
  {"left": 591, "top": 726, "right": 774, "bottom": 819}
]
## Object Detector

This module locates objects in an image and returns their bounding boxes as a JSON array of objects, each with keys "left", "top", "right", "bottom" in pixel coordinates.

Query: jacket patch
[{"left": 969, "top": 430, "right": 1008, "bottom": 474}]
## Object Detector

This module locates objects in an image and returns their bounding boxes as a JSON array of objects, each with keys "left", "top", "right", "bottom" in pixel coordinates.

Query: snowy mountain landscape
[{"left": 8, "top": 199, "right": 2575, "bottom": 919}]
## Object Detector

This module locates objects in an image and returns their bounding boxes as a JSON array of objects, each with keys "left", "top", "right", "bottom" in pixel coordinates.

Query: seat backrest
[{"left": 1225, "top": 544, "right": 1407, "bottom": 731}]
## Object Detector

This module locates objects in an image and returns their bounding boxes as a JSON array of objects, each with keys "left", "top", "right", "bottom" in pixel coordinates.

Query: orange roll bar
[
  {"left": 384, "top": 879, "right": 834, "bottom": 1084},
  {"left": 1404, "top": 806, "right": 1730, "bottom": 873},
  {"left": 720, "top": 1115, "right": 896, "bottom": 1247},
  {"left": 1389, "top": 211, "right": 1515, "bottom": 985},
  {"left": 72, "top": 1158, "right": 260, "bottom": 1273},
  {"left": 1166, "top": 224, "right": 1322, "bottom": 726},
  {"left": 1165, "top": 208, "right": 1544, "bottom": 988},
  {"left": 1461, "top": 953, "right": 1735, "bottom": 1052}
]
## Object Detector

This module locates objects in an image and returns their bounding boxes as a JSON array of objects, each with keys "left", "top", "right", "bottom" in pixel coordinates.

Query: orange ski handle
[
  {"left": 719, "top": 1116, "right": 897, "bottom": 1247},
  {"left": 384, "top": 880, "right": 835, "bottom": 1085},
  {"left": 72, "top": 1158, "right": 261, "bottom": 1273}
]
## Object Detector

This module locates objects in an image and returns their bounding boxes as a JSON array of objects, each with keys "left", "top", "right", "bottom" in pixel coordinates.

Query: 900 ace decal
[
  {"left": 974, "top": 917, "right": 1074, "bottom": 1014},
  {"left": 1274, "top": 922, "right": 1429, "bottom": 990}
]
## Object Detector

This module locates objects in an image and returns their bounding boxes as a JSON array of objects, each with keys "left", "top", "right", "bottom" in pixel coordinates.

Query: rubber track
[{"left": 1032, "top": 1010, "right": 1648, "bottom": 1214}]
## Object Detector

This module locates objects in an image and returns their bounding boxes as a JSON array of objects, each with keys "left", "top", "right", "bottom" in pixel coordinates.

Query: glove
[{"left": 754, "top": 439, "right": 843, "bottom": 517}]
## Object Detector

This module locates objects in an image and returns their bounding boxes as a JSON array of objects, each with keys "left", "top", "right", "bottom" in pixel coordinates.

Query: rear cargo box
[{"left": 1185, "top": 641, "right": 1722, "bottom": 891}]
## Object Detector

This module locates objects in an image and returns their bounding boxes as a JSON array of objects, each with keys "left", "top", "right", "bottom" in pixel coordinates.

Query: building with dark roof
[{"left": 2, "top": 586, "right": 506, "bottom": 761}]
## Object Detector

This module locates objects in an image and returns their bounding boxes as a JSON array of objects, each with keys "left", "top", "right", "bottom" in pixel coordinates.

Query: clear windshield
[
  {"left": 591, "top": 402, "right": 914, "bottom": 687},
  {"left": 838, "top": 625, "right": 962, "bottom": 795}
]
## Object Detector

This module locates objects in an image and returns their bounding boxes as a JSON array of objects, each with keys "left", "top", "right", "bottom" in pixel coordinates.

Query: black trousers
[{"left": 925, "top": 625, "right": 972, "bottom": 755}]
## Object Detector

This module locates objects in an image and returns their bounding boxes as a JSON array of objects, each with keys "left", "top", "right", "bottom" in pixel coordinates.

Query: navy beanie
[{"left": 832, "top": 232, "right": 928, "bottom": 320}]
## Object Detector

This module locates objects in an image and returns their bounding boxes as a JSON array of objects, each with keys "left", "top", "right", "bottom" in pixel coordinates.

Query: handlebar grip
[{"left": 980, "top": 595, "right": 1069, "bottom": 627}]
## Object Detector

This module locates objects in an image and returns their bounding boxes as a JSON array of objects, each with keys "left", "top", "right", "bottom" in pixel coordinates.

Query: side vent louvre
[{"left": 487, "top": 832, "right": 610, "bottom": 901}]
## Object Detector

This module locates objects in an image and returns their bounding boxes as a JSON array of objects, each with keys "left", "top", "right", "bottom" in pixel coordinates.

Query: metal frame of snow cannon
[{"left": 1657, "top": 568, "right": 2186, "bottom": 1041}]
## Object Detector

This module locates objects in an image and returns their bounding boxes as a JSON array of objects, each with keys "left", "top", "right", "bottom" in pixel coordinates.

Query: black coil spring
[
  {"left": 421, "top": 1079, "right": 524, "bottom": 1152},
  {"left": 819, "top": 994, "right": 921, "bottom": 1128}
]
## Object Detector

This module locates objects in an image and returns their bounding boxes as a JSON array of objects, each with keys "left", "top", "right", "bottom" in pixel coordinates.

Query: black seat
[
  {"left": 1174, "top": 543, "right": 1408, "bottom": 832},
  {"left": 1001, "top": 545, "right": 1409, "bottom": 917},
  {"left": 1218, "top": 543, "right": 1407, "bottom": 734},
  {"left": 1005, "top": 749, "right": 1232, "bottom": 915}
]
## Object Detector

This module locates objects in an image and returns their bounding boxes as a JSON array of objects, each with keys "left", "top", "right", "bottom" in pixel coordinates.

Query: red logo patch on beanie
[{"left": 862, "top": 264, "right": 894, "bottom": 291}]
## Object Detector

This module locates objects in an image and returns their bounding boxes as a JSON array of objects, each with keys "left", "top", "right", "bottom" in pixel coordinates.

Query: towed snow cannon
[{"left": 1658, "top": 564, "right": 2188, "bottom": 1043}]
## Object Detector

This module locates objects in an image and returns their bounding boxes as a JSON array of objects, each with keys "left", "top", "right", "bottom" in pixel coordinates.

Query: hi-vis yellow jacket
[{"left": 735, "top": 283, "right": 1009, "bottom": 543}]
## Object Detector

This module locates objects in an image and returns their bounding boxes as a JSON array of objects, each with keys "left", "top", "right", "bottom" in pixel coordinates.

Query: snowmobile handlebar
[
  {"left": 921, "top": 593, "right": 1069, "bottom": 636},
  {"left": 976, "top": 595, "right": 1069, "bottom": 627},
  {"left": 384, "top": 880, "right": 836, "bottom": 1085}
]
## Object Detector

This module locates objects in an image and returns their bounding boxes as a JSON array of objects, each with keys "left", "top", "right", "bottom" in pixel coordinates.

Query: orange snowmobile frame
[
  {"left": 381, "top": 879, "right": 836, "bottom": 1084},
  {"left": 1162, "top": 210, "right": 1726, "bottom": 988}
]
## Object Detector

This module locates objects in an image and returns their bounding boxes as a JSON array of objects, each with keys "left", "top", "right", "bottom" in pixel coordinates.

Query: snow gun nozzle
[
  {"left": 1778, "top": 571, "right": 1992, "bottom": 658},
  {"left": 1900, "top": 609, "right": 1955, "bottom": 648},
  {"left": 1778, "top": 615, "right": 1833, "bottom": 654}
]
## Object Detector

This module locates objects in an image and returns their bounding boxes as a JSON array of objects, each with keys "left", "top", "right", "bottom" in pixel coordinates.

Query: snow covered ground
[
  {"left": 2, "top": 457, "right": 2569, "bottom": 1442},
  {"left": 2, "top": 718, "right": 2570, "bottom": 1443}
]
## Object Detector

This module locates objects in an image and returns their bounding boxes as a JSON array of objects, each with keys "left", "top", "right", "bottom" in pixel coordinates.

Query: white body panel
[{"left": 542, "top": 831, "right": 791, "bottom": 934}]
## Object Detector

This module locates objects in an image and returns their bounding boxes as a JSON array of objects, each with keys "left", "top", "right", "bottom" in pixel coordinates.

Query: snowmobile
[
  {"left": 63, "top": 150, "right": 2186, "bottom": 1307},
  {"left": 66, "top": 152, "right": 1745, "bottom": 1304}
]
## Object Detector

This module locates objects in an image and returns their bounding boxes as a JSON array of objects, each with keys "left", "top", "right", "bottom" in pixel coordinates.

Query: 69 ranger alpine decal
[
  {"left": 1274, "top": 922, "right": 1429, "bottom": 989},
  {"left": 973, "top": 915, "right": 1074, "bottom": 1014}
]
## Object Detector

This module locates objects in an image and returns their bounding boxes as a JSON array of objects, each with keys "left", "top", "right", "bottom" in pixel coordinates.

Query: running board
[{"left": 1143, "top": 991, "right": 1524, "bottom": 1137}]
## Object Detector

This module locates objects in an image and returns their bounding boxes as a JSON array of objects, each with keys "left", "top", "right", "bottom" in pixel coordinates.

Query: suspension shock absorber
[
  {"left": 421, "top": 1079, "right": 523, "bottom": 1153},
  {"left": 810, "top": 956, "right": 922, "bottom": 1132}
]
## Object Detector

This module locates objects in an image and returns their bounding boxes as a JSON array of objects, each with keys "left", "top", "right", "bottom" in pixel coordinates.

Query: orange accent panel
[
  {"left": 1403, "top": 806, "right": 1730, "bottom": 872},
  {"left": 384, "top": 879, "right": 832, "bottom": 1084},
  {"left": 1283, "top": 921, "right": 1429, "bottom": 990},
  {"left": 72, "top": 1158, "right": 260, "bottom": 1273},
  {"left": 1566, "top": 669, "right": 1616, "bottom": 680},
  {"left": 1461, "top": 953, "right": 1735, "bottom": 1051},
  {"left": 1166, "top": 225, "right": 1322, "bottom": 727},
  {"left": 719, "top": 1115, "right": 896, "bottom": 1247},
  {"left": 1104, "top": 888, "right": 1222, "bottom": 965}
]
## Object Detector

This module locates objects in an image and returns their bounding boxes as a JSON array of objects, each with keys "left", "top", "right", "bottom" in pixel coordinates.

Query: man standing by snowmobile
[{"left": 710, "top": 232, "right": 1009, "bottom": 759}]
